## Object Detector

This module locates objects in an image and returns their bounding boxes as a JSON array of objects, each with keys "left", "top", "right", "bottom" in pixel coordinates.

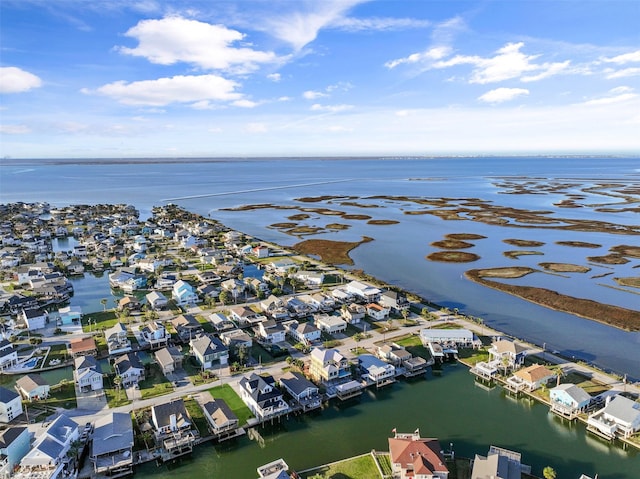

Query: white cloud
[
  {"left": 601, "top": 50, "right": 640, "bottom": 64},
  {"left": 605, "top": 67, "right": 640, "bottom": 79},
  {"left": 521, "top": 61, "right": 570, "bottom": 82},
  {"left": 478, "top": 87, "right": 529, "bottom": 104},
  {"left": 267, "top": 73, "right": 281, "bottom": 82},
  {"left": 310, "top": 104, "right": 353, "bottom": 112},
  {"left": 583, "top": 93, "right": 637, "bottom": 106},
  {"left": 385, "top": 46, "right": 452, "bottom": 69},
  {"left": 245, "top": 122, "right": 268, "bottom": 133},
  {"left": 325, "top": 125, "right": 353, "bottom": 132},
  {"left": 118, "top": 16, "right": 278, "bottom": 73},
  {"left": 332, "top": 16, "right": 430, "bottom": 32},
  {"left": 303, "top": 90, "right": 329, "bottom": 100},
  {"left": 0, "top": 67, "right": 43, "bottom": 93},
  {"left": 232, "top": 99, "right": 259, "bottom": 108},
  {"left": 609, "top": 86, "right": 634, "bottom": 94},
  {"left": 86, "top": 74, "right": 243, "bottom": 106},
  {"left": 0, "top": 124, "right": 31, "bottom": 134}
]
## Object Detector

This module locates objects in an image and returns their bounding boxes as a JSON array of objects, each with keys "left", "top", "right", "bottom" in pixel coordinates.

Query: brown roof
[
  {"left": 389, "top": 435, "right": 448, "bottom": 475},
  {"left": 493, "top": 340, "right": 527, "bottom": 355},
  {"left": 514, "top": 364, "right": 555, "bottom": 383},
  {"left": 70, "top": 336, "right": 97, "bottom": 354}
]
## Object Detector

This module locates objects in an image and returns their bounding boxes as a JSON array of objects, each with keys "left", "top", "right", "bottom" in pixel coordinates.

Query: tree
[
  {"left": 114, "top": 375, "right": 123, "bottom": 401},
  {"left": 219, "top": 290, "right": 230, "bottom": 305},
  {"left": 100, "top": 298, "right": 108, "bottom": 312},
  {"left": 237, "top": 344, "right": 248, "bottom": 366},
  {"left": 401, "top": 308, "right": 410, "bottom": 321},
  {"left": 67, "top": 439, "right": 83, "bottom": 468},
  {"left": 543, "top": 466, "right": 557, "bottom": 479}
]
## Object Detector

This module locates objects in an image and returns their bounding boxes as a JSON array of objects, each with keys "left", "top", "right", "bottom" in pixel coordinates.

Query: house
[
  {"left": 150, "top": 399, "right": 196, "bottom": 458},
  {"left": 251, "top": 245, "right": 270, "bottom": 258},
  {"left": 0, "top": 340, "right": 18, "bottom": 371},
  {"left": 284, "top": 320, "right": 321, "bottom": 345},
  {"left": 15, "top": 374, "right": 50, "bottom": 401},
  {"left": 21, "top": 308, "right": 47, "bottom": 331},
  {"left": 379, "top": 290, "right": 410, "bottom": 313},
  {"left": 255, "top": 320, "right": 286, "bottom": 344},
  {"left": 202, "top": 399, "right": 239, "bottom": 437},
  {"left": 341, "top": 303, "right": 365, "bottom": 324},
  {"left": 105, "top": 322, "right": 132, "bottom": 356},
  {"left": 172, "top": 280, "right": 199, "bottom": 305},
  {"left": 0, "top": 427, "right": 31, "bottom": 479},
  {"left": 488, "top": 340, "right": 527, "bottom": 370},
  {"left": 587, "top": 395, "right": 640, "bottom": 439},
  {"left": 171, "top": 314, "right": 204, "bottom": 343},
  {"left": 57, "top": 305, "right": 82, "bottom": 325},
  {"left": 267, "top": 259, "right": 298, "bottom": 275},
  {"left": 388, "top": 430, "right": 449, "bottom": 479},
  {"left": 0, "top": 387, "right": 22, "bottom": 423},
  {"left": 208, "top": 312, "right": 235, "bottom": 331},
  {"left": 550, "top": 383, "right": 592, "bottom": 413},
  {"left": 146, "top": 291, "right": 169, "bottom": 310},
  {"left": 331, "top": 287, "right": 354, "bottom": 304},
  {"left": 118, "top": 296, "right": 141, "bottom": 313},
  {"left": 366, "top": 303, "right": 390, "bottom": 321},
  {"left": 221, "top": 278, "right": 246, "bottom": 301},
  {"left": 279, "top": 371, "right": 321, "bottom": 411},
  {"left": 314, "top": 314, "right": 347, "bottom": 335},
  {"left": 245, "top": 277, "right": 270, "bottom": 296},
  {"left": 507, "top": 364, "right": 556, "bottom": 392},
  {"left": 285, "top": 297, "right": 312, "bottom": 318},
  {"left": 69, "top": 336, "right": 98, "bottom": 357},
  {"left": 291, "top": 271, "right": 324, "bottom": 287},
  {"left": 309, "top": 348, "right": 351, "bottom": 383},
  {"left": 17, "top": 414, "right": 78, "bottom": 478},
  {"left": 219, "top": 329, "right": 253, "bottom": 353},
  {"left": 74, "top": 355, "right": 103, "bottom": 392},
  {"left": 345, "top": 280, "right": 381, "bottom": 302},
  {"left": 190, "top": 334, "right": 229, "bottom": 369},
  {"left": 113, "top": 352, "right": 146, "bottom": 387},
  {"left": 257, "top": 458, "right": 291, "bottom": 479},
  {"left": 229, "top": 306, "right": 266, "bottom": 327},
  {"left": 141, "top": 321, "right": 169, "bottom": 349},
  {"left": 260, "top": 295, "right": 290, "bottom": 321},
  {"left": 420, "top": 329, "right": 476, "bottom": 349},
  {"left": 471, "top": 446, "right": 531, "bottom": 479},
  {"left": 358, "top": 354, "right": 396, "bottom": 387},
  {"left": 239, "top": 373, "right": 290, "bottom": 421},
  {"left": 155, "top": 346, "right": 184, "bottom": 377},
  {"left": 91, "top": 412, "right": 134, "bottom": 477}
]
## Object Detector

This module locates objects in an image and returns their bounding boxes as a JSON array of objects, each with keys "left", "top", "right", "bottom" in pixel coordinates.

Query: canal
[{"left": 136, "top": 364, "right": 639, "bottom": 478}]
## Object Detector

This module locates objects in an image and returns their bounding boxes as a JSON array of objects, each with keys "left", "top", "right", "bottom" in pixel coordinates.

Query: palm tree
[
  {"left": 543, "top": 466, "right": 557, "bottom": 479},
  {"left": 100, "top": 298, "right": 107, "bottom": 312},
  {"left": 67, "top": 439, "right": 83, "bottom": 468}
]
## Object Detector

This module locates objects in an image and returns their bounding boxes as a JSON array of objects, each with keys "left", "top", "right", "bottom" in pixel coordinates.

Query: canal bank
[{"left": 134, "top": 364, "right": 639, "bottom": 479}]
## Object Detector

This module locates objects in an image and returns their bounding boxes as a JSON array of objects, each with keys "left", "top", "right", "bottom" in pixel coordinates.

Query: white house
[
  {"left": 285, "top": 320, "right": 321, "bottom": 345},
  {"left": 345, "top": 280, "right": 381, "bottom": 302},
  {"left": 208, "top": 312, "right": 235, "bottom": 331},
  {"left": 314, "top": 314, "right": 347, "bottom": 335},
  {"left": 146, "top": 291, "right": 168, "bottom": 310},
  {"left": 114, "top": 353, "right": 146, "bottom": 387},
  {"left": 141, "top": 321, "right": 169, "bottom": 349},
  {"left": 0, "top": 388, "right": 22, "bottom": 423},
  {"left": 255, "top": 320, "right": 286, "bottom": 344},
  {"left": 172, "top": 280, "right": 199, "bottom": 305},
  {"left": 74, "top": 355, "right": 103, "bottom": 392},
  {"left": 15, "top": 374, "right": 50, "bottom": 401},
  {"left": 239, "top": 373, "right": 290, "bottom": 421},
  {"left": 0, "top": 340, "right": 18, "bottom": 371},
  {"left": 21, "top": 308, "right": 47, "bottom": 331},
  {"left": 366, "top": 303, "right": 390, "bottom": 321},
  {"left": 358, "top": 354, "right": 396, "bottom": 387},
  {"left": 105, "top": 323, "right": 132, "bottom": 356},
  {"left": 587, "top": 395, "right": 640, "bottom": 439}
]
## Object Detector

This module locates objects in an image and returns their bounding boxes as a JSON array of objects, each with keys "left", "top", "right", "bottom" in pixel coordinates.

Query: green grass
[
  {"left": 44, "top": 343, "right": 70, "bottom": 367},
  {"left": 301, "top": 454, "right": 380, "bottom": 479},
  {"left": 46, "top": 382, "right": 77, "bottom": 409},
  {"left": 139, "top": 364, "right": 174, "bottom": 399},
  {"left": 104, "top": 375, "right": 132, "bottom": 408},
  {"left": 394, "top": 334, "right": 432, "bottom": 361},
  {"left": 375, "top": 454, "right": 393, "bottom": 477},
  {"left": 457, "top": 348, "right": 490, "bottom": 366},
  {"left": 183, "top": 398, "right": 208, "bottom": 436},
  {"left": 208, "top": 384, "right": 254, "bottom": 426},
  {"left": 82, "top": 311, "right": 119, "bottom": 332}
]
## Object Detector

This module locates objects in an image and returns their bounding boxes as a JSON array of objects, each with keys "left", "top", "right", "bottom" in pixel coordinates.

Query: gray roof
[
  {"left": 280, "top": 371, "right": 317, "bottom": 397},
  {"left": 472, "top": 452, "right": 521, "bottom": 479},
  {"left": 552, "top": 383, "right": 591, "bottom": 404},
  {"left": 152, "top": 399, "right": 190, "bottom": 430},
  {"left": 92, "top": 412, "right": 134, "bottom": 457},
  {"left": 604, "top": 395, "right": 640, "bottom": 423},
  {"left": 191, "top": 334, "right": 226, "bottom": 357},
  {"left": 0, "top": 427, "right": 28, "bottom": 448},
  {"left": 114, "top": 352, "right": 144, "bottom": 374},
  {"left": 46, "top": 414, "right": 78, "bottom": 443},
  {"left": 16, "top": 373, "right": 48, "bottom": 392},
  {"left": 0, "top": 386, "right": 19, "bottom": 403},
  {"left": 203, "top": 399, "right": 237, "bottom": 425},
  {"left": 74, "top": 354, "right": 99, "bottom": 372},
  {"left": 36, "top": 437, "right": 64, "bottom": 460}
]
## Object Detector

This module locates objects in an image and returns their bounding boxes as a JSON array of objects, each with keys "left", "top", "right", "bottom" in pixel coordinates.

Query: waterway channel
[{"left": 137, "top": 365, "right": 639, "bottom": 479}]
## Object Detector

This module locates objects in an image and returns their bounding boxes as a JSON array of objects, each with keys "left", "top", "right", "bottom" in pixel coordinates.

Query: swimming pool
[{"left": 22, "top": 357, "right": 39, "bottom": 368}]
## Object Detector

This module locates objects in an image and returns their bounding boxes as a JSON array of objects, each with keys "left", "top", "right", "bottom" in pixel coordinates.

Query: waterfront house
[
  {"left": 358, "top": 354, "right": 396, "bottom": 388},
  {"left": 257, "top": 458, "right": 291, "bottom": 479},
  {"left": 550, "top": 383, "right": 592, "bottom": 413},
  {"left": 21, "top": 308, "right": 47, "bottom": 331},
  {"left": 154, "top": 346, "right": 184, "bottom": 377},
  {"left": 202, "top": 399, "right": 239, "bottom": 437},
  {"left": 420, "top": 328, "right": 476, "bottom": 348},
  {"left": 366, "top": 303, "right": 390, "bottom": 321},
  {"left": 91, "top": 412, "right": 134, "bottom": 478},
  {"left": 0, "top": 340, "right": 18, "bottom": 371},
  {"left": 150, "top": 399, "right": 196, "bottom": 458},
  {"left": 507, "top": 364, "right": 556, "bottom": 392},
  {"left": 57, "top": 305, "right": 82, "bottom": 325},
  {"left": 388, "top": 430, "right": 449, "bottom": 479},
  {"left": 239, "top": 373, "right": 290, "bottom": 422},
  {"left": 221, "top": 278, "right": 246, "bottom": 301},
  {"left": 488, "top": 340, "right": 527, "bottom": 370},
  {"left": 309, "top": 348, "right": 351, "bottom": 383},
  {"left": 17, "top": 413, "right": 78, "bottom": 478},
  {"left": 171, "top": 314, "right": 203, "bottom": 343},
  {"left": 118, "top": 296, "right": 141, "bottom": 313},
  {"left": 229, "top": 306, "right": 266, "bottom": 327},
  {"left": 279, "top": 371, "right": 321, "bottom": 411},
  {"left": 471, "top": 445, "right": 531, "bottom": 479},
  {"left": 105, "top": 322, "right": 132, "bottom": 356},
  {"left": 587, "top": 395, "right": 640, "bottom": 439},
  {"left": 345, "top": 280, "right": 381, "bottom": 303},
  {"left": 0, "top": 427, "right": 31, "bottom": 479},
  {"left": 156, "top": 272, "right": 179, "bottom": 290},
  {"left": 141, "top": 320, "right": 170, "bottom": 350},
  {"left": 146, "top": 291, "right": 169, "bottom": 310},
  {"left": 291, "top": 270, "right": 325, "bottom": 288},
  {"left": 379, "top": 290, "right": 410, "bottom": 314},
  {"left": 113, "top": 352, "right": 145, "bottom": 387},
  {"left": 69, "top": 336, "right": 98, "bottom": 358},
  {"left": 74, "top": 355, "right": 103, "bottom": 392},
  {"left": 172, "top": 280, "right": 199, "bottom": 305},
  {"left": 255, "top": 319, "right": 286, "bottom": 344},
  {"left": 284, "top": 320, "right": 321, "bottom": 345},
  {"left": 190, "top": 334, "right": 229, "bottom": 369},
  {"left": 314, "top": 314, "right": 347, "bottom": 335},
  {"left": 341, "top": 303, "right": 365, "bottom": 324},
  {"left": 267, "top": 259, "right": 298, "bottom": 275},
  {"left": 15, "top": 374, "right": 50, "bottom": 401},
  {"left": 208, "top": 312, "right": 235, "bottom": 331},
  {"left": 0, "top": 388, "right": 22, "bottom": 423}
]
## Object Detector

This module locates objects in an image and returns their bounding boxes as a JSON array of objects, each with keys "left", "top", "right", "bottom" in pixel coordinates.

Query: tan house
[{"left": 507, "top": 364, "right": 556, "bottom": 392}]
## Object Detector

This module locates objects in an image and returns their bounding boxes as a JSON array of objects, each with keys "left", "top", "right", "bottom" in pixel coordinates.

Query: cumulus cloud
[
  {"left": 0, "top": 67, "right": 43, "bottom": 93},
  {"left": 85, "top": 74, "right": 243, "bottom": 106},
  {"left": 118, "top": 16, "right": 278, "bottom": 73},
  {"left": 267, "top": 73, "right": 281, "bottom": 82},
  {"left": 601, "top": 50, "right": 640, "bottom": 64},
  {"left": 310, "top": 103, "right": 353, "bottom": 112},
  {"left": 0, "top": 124, "right": 31, "bottom": 134},
  {"left": 478, "top": 87, "right": 529, "bottom": 104}
]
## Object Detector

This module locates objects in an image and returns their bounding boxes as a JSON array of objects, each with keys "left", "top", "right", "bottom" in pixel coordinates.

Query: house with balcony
[
  {"left": 257, "top": 458, "right": 291, "bottom": 479},
  {"left": 285, "top": 297, "right": 313, "bottom": 318},
  {"left": 587, "top": 395, "right": 640, "bottom": 439},
  {"left": 202, "top": 399, "right": 239, "bottom": 438},
  {"left": 314, "top": 314, "right": 347, "bottom": 335},
  {"left": 378, "top": 290, "right": 410, "bottom": 314},
  {"left": 171, "top": 314, "right": 204, "bottom": 343},
  {"left": 309, "top": 348, "right": 351, "bottom": 383},
  {"left": 105, "top": 323, "right": 132, "bottom": 356},
  {"left": 154, "top": 346, "right": 184, "bottom": 378},
  {"left": 141, "top": 321, "right": 170, "bottom": 350},
  {"left": 114, "top": 352, "right": 146, "bottom": 387},
  {"left": 279, "top": 371, "right": 321, "bottom": 412},
  {"left": 260, "top": 295, "right": 290, "bottom": 321},
  {"left": 506, "top": 364, "right": 556, "bottom": 392},
  {"left": 388, "top": 430, "right": 449, "bottom": 479},
  {"left": 345, "top": 280, "right": 381, "bottom": 303},
  {"left": 146, "top": 290, "right": 168, "bottom": 310},
  {"left": 488, "top": 339, "right": 527, "bottom": 371},
  {"left": 549, "top": 383, "right": 592, "bottom": 418},
  {"left": 15, "top": 374, "right": 50, "bottom": 401},
  {"left": 91, "top": 412, "right": 134, "bottom": 478},
  {"left": 284, "top": 320, "right": 321, "bottom": 345},
  {"left": 151, "top": 399, "right": 196, "bottom": 460},
  {"left": 255, "top": 320, "right": 286, "bottom": 344},
  {"left": 172, "top": 280, "right": 199, "bottom": 306},
  {"left": 239, "top": 373, "right": 290, "bottom": 422},
  {"left": 229, "top": 306, "right": 266, "bottom": 327},
  {"left": 208, "top": 312, "right": 235, "bottom": 331},
  {"left": 366, "top": 303, "right": 390, "bottom": 321},
  {"left": 0, "top": 340, "right": 18, "bottom": 371},
  {"left": 341, "top": 303, "right": 365, "bottom": 324},
  {"left": 190, "top": 334, "right": 229, "bottom": 370},
  {"left": 471, "top": 446, "right": 532, "bottom": 479},
  {"left": 358, "top": 354, "right": 396, "bottom": 388},
  {"left": 69, "top": 337, "right": 97, "bottom": 358},
  {"left": 74, "top": 355, "right": 103, "bottom": 392}
]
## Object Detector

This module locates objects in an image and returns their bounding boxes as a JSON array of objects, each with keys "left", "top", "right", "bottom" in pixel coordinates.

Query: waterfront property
[
  {"left": 202, "top": 399, "right": 240, "bottom": 438},
  {"left": 257, "top": 458, "right": 291, "bottom": 479},
  {"left": 549, "top": 383, "right": 592, "bottom": 418},
  {"left": 69, "top": 337, "right": 97, "bottom": 357},
  {"left": 309, "top": 347, "right": 351, "bottom": 383},
  {"left": 388, "top": 430, "right": 449, "bottom": 479},
  {"left": 314, "top": 314, "right": 347, "bottom": 335},
  {"left": 105, "top": 322, "right": 132, "bottom": 356},
  {"left": 0, "top": 427, "right": 31, "bottom": 479},
  {"left": 471, "top": 445, "right": 531, "bottom": 479},
  {"left": 15, "top": 374, "right": 50, "bottom": 401},
  {"left": 239, "top": 373, "right": 290, "bottom": 422},
  {"left": 506, "top": 365, "right": 556, "bottom": 392},
  {"left": 420, "top": 328, "right": 476, "bottom": 349},
  {"left": 587, "top": 395, "right": 640, "bottom": 440},
  {"left": 154, "top": 346, "right": 183, "bottom": 377},
  {"left": 140, "top": 321, "right": 170, "bottom": 350},
  {"left": 113, "top": 352, "right": 146, "bottom": 387},
  {"left": 0, "top": 387, "right": 22, "bottom": 423},
  {"left": 279, "top": 371, "right": 322, "bottom": 411},
  {"left": 145, "top": 291, "right": 168, "bottom": 310},
  {"left": 74, "top": 355, "right": 103, "bottom": 392},
  {"left": 91, "top": 412, "right": 134, "bottom": 478},
  {"left": 488, "top": 340, "right": 527, "bottom": 371},
  {"left": 0, "top": 340, "right": 18, "bottom": 371},
  {"left": 151, "top": 399, "right": 197, "bottom": 460},
  {"left": 358, "top": 354, "right": 396, "bottom": 388}
]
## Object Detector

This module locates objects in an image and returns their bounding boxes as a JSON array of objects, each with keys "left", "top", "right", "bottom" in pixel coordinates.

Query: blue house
[
  {"left": 0, "top": 427, "right": 31, "bottom": 477},
  {"left": 550, "top": 383, "right": 591, "bottom": 411}
]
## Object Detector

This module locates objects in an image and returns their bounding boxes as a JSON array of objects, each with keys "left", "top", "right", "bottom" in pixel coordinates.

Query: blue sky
[{"left": 1, "top": 0, "right": 639, "bottom": 158}]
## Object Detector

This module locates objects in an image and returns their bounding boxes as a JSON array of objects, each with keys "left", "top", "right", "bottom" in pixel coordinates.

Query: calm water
[
  {"left": 136, "top": 365, "right": 639, "bottom": 479},
  {"left": 2, "top": 157, "right": 638, "bottom": 378}
]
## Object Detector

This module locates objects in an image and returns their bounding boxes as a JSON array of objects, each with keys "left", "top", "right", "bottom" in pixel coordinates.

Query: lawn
[
  {"left": 394, "top": 334, "right": 432, "bottom": 361},
  {"left": 182, "top": 356, "right": 219, "bottom": 385},
  {"left": 104, "top": 375, "right": 132, "bottom": 408},
  {"left": 183, "top": 398, "right": 208, "bottom": 437},
  {"left": 208, "top": 384, "right": 254, "bottom": 426},
  {"left": 457, "top": 348, "right": 490, "bottom": 366},
  {"left": 44, "top": 343, "right": 70, "bottom": 367},
  {"left": 139, "top": 364, "right": 174, "bottom": 400},
  {"left": 301, "top": 454, "right": 380, "bottom": 479},
  {"left": 82, "top": 311, "right": 120, "bottom": 332},
  {"left": 46, "top": 382, "right": 77, "bottom": 409}
]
